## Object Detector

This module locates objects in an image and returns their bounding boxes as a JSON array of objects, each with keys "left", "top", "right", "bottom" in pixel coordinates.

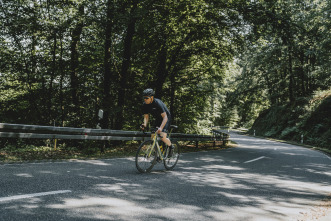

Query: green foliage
[
  {"left": 250, "top": 89, "right": 331, "bottom": 148},
  {"left": 1, "top": 0, "right": 242, "bottom": 134},
  {"left": 217, "top": 0, "right": 330, "bottom": 131},
  {"left": 0, "top": 0, "right": 329, "bottom": 150}
]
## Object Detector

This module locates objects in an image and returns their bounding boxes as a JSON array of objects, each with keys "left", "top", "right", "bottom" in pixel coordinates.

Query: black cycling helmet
[{"left": 143, "top": 88, "right": 155, "bottom": 97}]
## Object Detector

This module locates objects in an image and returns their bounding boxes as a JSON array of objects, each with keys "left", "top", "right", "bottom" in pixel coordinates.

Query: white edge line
[
  {"left": 0, "top": 190, "right": 72, "bottom": 202},
  {"left": 244, "top": 156, "right": 266, "bottom": 164},
  {"left": 325, "top": 154, "right": 331, "bottom": 160}
]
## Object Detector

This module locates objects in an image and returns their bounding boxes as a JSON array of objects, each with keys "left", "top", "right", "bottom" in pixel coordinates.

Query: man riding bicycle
[{"left": 141, "top": 88, "right": 174, "bottom": 155}]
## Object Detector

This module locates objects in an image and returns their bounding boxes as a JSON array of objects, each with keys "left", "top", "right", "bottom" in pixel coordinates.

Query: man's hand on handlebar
[{"left": 140, "top": 124, "right": 146, "bottom": 130}]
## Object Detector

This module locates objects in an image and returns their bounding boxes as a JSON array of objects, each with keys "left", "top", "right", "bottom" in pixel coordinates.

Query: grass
[{"left": 0, "top": 140, "right": 234, "bottom": 163}]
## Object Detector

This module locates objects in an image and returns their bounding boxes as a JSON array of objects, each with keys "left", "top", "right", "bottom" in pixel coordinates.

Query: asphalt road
[{"left": 0, "top": 132, "right": 330, "bottom": 221}]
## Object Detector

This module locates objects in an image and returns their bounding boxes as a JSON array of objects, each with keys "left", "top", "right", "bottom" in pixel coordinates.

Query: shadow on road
[{"left": 0, "top": 133, "right": 330, "bottom": 220}]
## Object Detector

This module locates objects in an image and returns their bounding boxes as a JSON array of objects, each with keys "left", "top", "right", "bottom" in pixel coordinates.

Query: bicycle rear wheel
[
  {"left": 164, "top": 141, "right": 180, "bottom": 170},
  {"left": 135, "top": 140, "right": 157, "bottom": 173}
]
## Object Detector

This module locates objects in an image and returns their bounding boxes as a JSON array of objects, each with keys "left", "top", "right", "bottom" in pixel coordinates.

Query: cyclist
[{"left": 141, "top": 88, "right": 174, "bottom": 155}]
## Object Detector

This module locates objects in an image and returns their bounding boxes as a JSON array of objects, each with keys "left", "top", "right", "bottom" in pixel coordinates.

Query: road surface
[{"left": 0, "top": 132, "right": 330, "bottom": 220}]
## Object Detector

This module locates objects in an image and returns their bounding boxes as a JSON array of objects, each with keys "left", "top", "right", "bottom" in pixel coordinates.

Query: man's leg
[
  {"left": 160, "top": 132, "right": 171, "bottom": 146},
  {"left": 160, "top": 132, "right": 174, "bottom": 157}
]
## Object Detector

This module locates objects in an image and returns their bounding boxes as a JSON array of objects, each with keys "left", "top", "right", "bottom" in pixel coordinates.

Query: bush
[{"left": 250, "top": 91, "right": 331, "bottom": 149}]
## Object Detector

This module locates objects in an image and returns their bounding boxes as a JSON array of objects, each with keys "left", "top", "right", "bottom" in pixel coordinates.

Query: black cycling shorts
[{"left": 151, "top": 118, "right": 171, "bottom": 133}]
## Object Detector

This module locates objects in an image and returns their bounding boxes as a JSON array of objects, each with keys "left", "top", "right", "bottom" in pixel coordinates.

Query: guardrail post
[
  {"left": 221, "top": 133, "right": 229, "bottom": 146},
  {"left": 53, "top": 121, "right": 57, "bottom": 150},
  {"left": 54, "top": 139, "right": 57, "bottom": 150},
  {"left": 213, "top": 130, "right": 216, "bottom": 147},
  {"left": 100, "top": 141, "right": 106, "bottom": 153}
]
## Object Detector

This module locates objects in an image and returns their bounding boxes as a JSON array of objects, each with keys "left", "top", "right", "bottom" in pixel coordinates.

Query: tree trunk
[
  {"left": 288, "top": 45, "right": 294, "bottom": 104},
  {"left": 265, "top": 74, "right": 276, "bottom": 105},
  {"left": 299, "top": 50, "right": 306, "bottom": 96},
  {"left": 101, "top": 0, "right": 114, "bottom": 129},
  {"left": 115, "top": 1, "right": 137, "bottom": 130},
  {"left": 154, "top": 31, "right": 194, "bottom": 99},
  {"left": 154, "top": 43, "right": 167, "bottom": 99},
  {"left": 70, "top": 4, "right": 84, "bottom": 126},
  {"left": 170, "top": 69, "right": 176, "bottom": 120},
  {"left": 59, "top": 32, "right": 65, "bottom": 127},
  {"left": 48, "top": 29, "right": 56, "bottom": 124}
]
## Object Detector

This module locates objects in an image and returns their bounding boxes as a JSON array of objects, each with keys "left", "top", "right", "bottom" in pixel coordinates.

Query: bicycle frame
[
  {"left": 136, "top": 126, "right": 179, "bottom": 173},
  {"left": 146, "top": 128, "right": 174, "bottom": 161}
]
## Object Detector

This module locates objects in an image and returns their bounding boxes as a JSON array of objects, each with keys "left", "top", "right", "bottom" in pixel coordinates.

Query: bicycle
[{"left": 135, "top": 125, "right": 180, "bottom": 173}]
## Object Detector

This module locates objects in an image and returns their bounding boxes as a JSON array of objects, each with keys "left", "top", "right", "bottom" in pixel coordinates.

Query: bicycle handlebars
[{"left": 140, "top": 126, "right": 163, "bottom": 138}]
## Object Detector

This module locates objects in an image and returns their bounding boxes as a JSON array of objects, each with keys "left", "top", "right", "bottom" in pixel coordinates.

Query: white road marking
[
  {"left": 244, "top": 156, "right": 266, "bottom": 164},
  {"left": 324, "top": 154, "right": 331, "bottom": 160},
  {"left": 0, "top": 190, "right": 72, "bottom": 202}
]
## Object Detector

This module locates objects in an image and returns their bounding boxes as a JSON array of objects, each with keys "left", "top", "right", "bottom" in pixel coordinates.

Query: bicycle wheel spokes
[
  {"left": 135, "top": 140, "right": 157, "bottom": 173},
  {"left": 164, "top": 141, "right": 180, "bottom": 170}
]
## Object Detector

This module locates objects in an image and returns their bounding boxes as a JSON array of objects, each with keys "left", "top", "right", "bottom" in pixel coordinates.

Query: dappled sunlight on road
[
  {"left": 1, "top": 132, "right": 330, "bottom": 220},
  {"left": 71, "top": 159, "right": 113, "bottom": 166},
  {"left": 49, "top": 196, "right": 151, "bottom": 220},
  {"left": 94, "top": 183, "right": 142, "bottom": 195},
  {"left": 48, "top": 194, "right": 230, "bottom": 221},
  {"left": 198, "top": 156, "right": 225, "bottom": 163},
  {"left": 39, "top": 162, "right": 329, "bottom": 221},
  {"left": 201, "top": 165, "right": 245, "bottom": 170},
  {"left": 304, "top": 164, "right": 331, "bottom": 176},
  {"left": 14, "top": 173, "right": 34, "bottom": 178}
]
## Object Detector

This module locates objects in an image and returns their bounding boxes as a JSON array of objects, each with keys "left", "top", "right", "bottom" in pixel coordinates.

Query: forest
[{"left": 1, "top": 0, "right": 330, "bottom": 149}]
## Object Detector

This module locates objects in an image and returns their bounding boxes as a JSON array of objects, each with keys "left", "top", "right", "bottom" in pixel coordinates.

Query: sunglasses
[{"left": 143, "top": 96, "right": 151, "bottom": 100}]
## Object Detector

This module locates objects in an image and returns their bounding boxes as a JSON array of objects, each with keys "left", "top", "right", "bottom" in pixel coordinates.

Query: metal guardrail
[
  {"left": 0, "top": 123, "right": 229, "bottom": 143},
  {"left": 212, "top": 128, "right": 230, "bottom": 145}
]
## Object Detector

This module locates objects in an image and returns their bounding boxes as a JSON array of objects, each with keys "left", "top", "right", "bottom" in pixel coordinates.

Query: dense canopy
[{"left": 1, "top": 0, "right": 330, "bottom": 137}]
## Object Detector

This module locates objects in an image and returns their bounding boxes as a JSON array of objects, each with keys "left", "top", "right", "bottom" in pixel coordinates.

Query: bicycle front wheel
[
  {"left": 164, "top": 141, "right": 180, "bottom": 170},
  {"left": 135, "top": 140, "right": 157, "bottom": 173}
]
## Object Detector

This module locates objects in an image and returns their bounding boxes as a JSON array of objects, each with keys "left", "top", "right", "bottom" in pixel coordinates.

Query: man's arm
[
  {"left": 158, "top": 112, "right": 168, "bottom": 133},
  {"left": 143, "top": 114, "right": 149, "bottom": 128}
]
